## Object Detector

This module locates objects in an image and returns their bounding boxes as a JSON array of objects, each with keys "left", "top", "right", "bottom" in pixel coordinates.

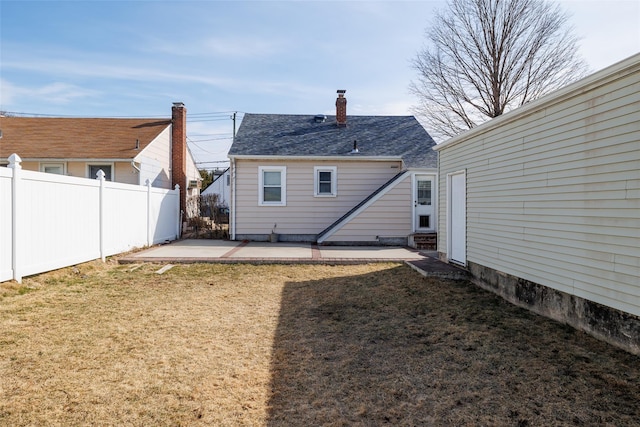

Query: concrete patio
[{"left": 118, "top": 239, "right": 468, "bottom": 280}]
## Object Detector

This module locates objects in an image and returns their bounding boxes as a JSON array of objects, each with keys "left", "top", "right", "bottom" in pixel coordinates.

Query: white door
[
  {"left": 414, "top": 175, "right": 434, "bottom": 231},
  {"left": 448, "top": 171, "right": 466, "bottom": 264}
]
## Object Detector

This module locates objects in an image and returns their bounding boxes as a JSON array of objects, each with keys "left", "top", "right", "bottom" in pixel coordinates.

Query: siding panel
[
  {"left": 326, "top": 176, "right": 413, "bottom": 242},
  {"left": 234, "top": 159, "right": 406, "bottom": 235},
  {"left": 436, "top": 58, "right": 640, "bottom": 317}
]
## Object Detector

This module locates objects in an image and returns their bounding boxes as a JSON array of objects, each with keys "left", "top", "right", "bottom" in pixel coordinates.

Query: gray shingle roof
[{"left": 228, "top": 114, "right": 437, "bottom": 168}]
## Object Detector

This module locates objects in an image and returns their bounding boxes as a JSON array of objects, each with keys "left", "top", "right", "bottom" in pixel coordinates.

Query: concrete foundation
[
  {"left": 235, "top": 234, "right": 317, "bottom": 243},
  {"left": 235, "top": 234, "right": 408, "bottom": 246},
  {"left": 438, "top": 254, "right": 640, "bottom": 355}
]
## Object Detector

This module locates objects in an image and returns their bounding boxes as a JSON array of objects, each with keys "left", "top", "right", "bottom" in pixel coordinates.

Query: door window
[{"left": 417, "top": 180, "right": 431, "bottom": 205}]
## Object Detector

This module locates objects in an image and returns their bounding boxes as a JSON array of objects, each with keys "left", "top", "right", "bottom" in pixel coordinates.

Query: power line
[
  {"left": 188, "top": 111, "right": 239, "bottom": 117},
  {"left": 1, "top": 110, "right": 245, "bottom": 119},
  {"left": 189, "top": 136, "right": 232, "bottom": 142},
  {"left": 187, "top": 137, "right": 232, "bottom": 155},
  {"left": 195, "top": 160, "right": 230, "bottom": 164}
]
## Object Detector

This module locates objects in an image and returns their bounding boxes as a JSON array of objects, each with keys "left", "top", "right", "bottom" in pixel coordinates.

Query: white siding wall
[
  {"left": 202, "top": 170, "right": 230, "bottom": 206},
  {"left": 234, "top": 159, "right": 403, "bottom": 235},
  {"left": 186, "top": 149, "right": 201, "bottom": 183},
  {"left": 436, "top": 57, "right": 640, "bottom": 317},
  {"left": 137, "top": 126, "right": 172, "bottom": 188},
  {"left": 325, "top": 175, "right": 412, "bottom": 242}
]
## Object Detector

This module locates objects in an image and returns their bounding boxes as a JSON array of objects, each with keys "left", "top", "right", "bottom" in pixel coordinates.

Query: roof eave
[
  {"left": 1, "top": 157, "right": 137, "bottom": 162},
  {"left": 433, "top": 52, "right": 640, "bottom": 152},
  {"left": 227, "top": 154, "right": 403, "bottom": 162}
]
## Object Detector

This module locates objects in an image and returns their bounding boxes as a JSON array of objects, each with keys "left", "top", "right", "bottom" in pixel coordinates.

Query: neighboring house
[
  {"left": 201, "top": 167, "right": 230, "bottom": 207},
  {"left": 227, "top": 90, "right": 438, "bottom": 245},
  {"left": 434, "top": 54, "right": 640, "bottom": 354},
  {"left": 0, "top": 102, "right": 200, "bottom": 214}
]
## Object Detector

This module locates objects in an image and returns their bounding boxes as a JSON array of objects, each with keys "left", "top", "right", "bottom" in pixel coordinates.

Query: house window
[
  {"left": 258, "top": 166, "right": 286, "bottom": 206},
  {"left": 88, "top": 164, "right": 113, "bottom": 181},
  {"left": 40, "top": 162, "right": 65, "bottom": 175},
  {"left": 314, "top": 166, "right": 337, "bottom": 197}
]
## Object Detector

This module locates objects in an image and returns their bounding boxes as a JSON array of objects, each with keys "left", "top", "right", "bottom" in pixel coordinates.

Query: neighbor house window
[
  {"left": 88, "top": 164, "right": 113, "bottom": 181},
  {"left": 40, "top": 162, "right": 65, "bottom": 175},
  {"left": 258, "top": 166, "right": 286, "bottom": 206},
  {"left": 314, "top": 166, "right": 337, "bottom": 197}
]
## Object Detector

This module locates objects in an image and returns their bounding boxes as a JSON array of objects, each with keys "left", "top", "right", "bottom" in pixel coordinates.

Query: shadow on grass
[{"left": 267, "top": 264, "right": 640, "bottom": 426}]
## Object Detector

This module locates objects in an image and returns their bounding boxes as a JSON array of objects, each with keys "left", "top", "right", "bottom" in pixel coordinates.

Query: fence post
[
  {"left": 8, "top": 154, "right": 22, "bottom": 283},
  {"left": 175, "top": 184, "right": 181, "bottom": 239},
  {"left": 146, "top": 179, "right": 152, "bottom": 247},
  {"left": 97, "top": 169, "right": 106, "bottom": 262}
]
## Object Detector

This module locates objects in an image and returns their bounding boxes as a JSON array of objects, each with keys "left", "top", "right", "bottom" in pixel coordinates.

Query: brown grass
[{"left": 0, "top": 261, "right": 638, "bottom": 426}]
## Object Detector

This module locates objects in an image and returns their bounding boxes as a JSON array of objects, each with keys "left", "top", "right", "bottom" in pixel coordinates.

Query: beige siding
[
  {"left": 325, "top": 175, "right": 412, "bottom": 242},
  {"left": 234, "top": 159, "right": 403, "bottom": 235},
  {"left": 114, "top": 162, "right": 138, "bottom": 185},
  {"left": 68, "top": 162, "right": 87, "bottom": 178},
  {"left": 436, "top": 56, "right": 640, "bottom": 316},
  {"left": 21, "top": 161, "right": 138, "bottom": 184},
  {"left": 21, "top": 161, "right": 39, "bottom": 171}
]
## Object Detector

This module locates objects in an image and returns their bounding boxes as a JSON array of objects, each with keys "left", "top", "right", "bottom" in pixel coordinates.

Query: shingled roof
[
  {"left": 0, "top": 117, "right": 171, "bottom": 160},
  {"left": 228, "top": 114, "right": 437, "bottom": 168}
]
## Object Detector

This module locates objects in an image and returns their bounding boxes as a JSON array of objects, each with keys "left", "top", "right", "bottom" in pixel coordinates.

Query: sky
[{"left": 1, "top": 0, "right": 639, "bottom": 169}]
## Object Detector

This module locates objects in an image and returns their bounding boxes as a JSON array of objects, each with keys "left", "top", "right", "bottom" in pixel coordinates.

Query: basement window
[
  {"left": 314, "top": 166, "right": 337, "bottom": 197},
  {"left": 40, "top": 162, "right": 65, "bottom": 175}
]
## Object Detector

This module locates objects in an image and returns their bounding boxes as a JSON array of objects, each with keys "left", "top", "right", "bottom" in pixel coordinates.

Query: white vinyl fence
[{"left": 1, "top": 154, "right": 180, "bottom": 283}]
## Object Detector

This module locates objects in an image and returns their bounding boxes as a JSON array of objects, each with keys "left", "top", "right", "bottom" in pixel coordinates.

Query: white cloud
[
  {"left": 0, "top": 79, "right": 99, "bottom": 108},
  {"left": 141, "top": 34, "right": 290, "bottom": 59}
]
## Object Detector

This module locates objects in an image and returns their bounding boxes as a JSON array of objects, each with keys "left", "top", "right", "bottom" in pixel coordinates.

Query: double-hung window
[
  {"left": 314, "top": 166, "right": 337, "bottom": 197},
  {"left": 259, "top": 166, "right": 286, "bottom": 206}
]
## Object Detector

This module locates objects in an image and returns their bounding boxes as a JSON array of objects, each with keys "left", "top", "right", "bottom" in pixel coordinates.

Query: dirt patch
[{"left": 0, "top": 262, "right": 638, "bottom": 426}]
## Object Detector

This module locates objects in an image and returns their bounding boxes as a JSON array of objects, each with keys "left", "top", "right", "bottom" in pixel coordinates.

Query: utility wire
[{"left": 1, "top": 110, "right": 245, "bottom": 119}]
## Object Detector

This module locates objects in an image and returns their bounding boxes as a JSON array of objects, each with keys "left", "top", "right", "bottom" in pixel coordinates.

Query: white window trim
[
  {"left": 40, "top": 162, "right": 66, "bottom": 175},
  {"left": 87, "top": 162, "right": 114, "bottom": 181},
  {"left": 313, "top": 166, "right": 337, "bottom": 197},
  {"left": 258, "top": 166, "right": 286, "bottom": 206}
]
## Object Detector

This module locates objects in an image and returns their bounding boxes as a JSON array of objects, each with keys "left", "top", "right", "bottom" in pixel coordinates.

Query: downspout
[{"left": 230, "top": 157, "right": 236, "bottom": 240}]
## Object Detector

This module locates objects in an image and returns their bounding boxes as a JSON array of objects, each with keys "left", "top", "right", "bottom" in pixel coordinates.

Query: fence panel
[
  {"left": 150, "top": 185, "right": 180, "bottom": 244},
  {"left": 18, "top": 170, "right": 101, "bottom": 278},
  {"left": 1, "top": 156, "right": 180, "bottom": 283},
  {"left": 0, "top": 168, "right": 13, "bottom": 282},
  {"left": 103, "top": 181, "right": 149, "bottom": 256}
]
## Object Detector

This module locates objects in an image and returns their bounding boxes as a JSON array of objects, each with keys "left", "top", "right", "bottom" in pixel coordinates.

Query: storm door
[{"left": 414, "top": 175, "right": 434, "bottom": 231}]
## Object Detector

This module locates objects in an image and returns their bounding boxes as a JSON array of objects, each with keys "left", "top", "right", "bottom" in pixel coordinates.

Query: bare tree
[{"left": 410, "top": 0, "right": 588, "bottom": 140}]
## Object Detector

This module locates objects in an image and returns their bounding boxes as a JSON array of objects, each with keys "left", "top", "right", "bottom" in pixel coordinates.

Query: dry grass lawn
[{"left": 1, "top": 260, "right": 639, "bottom": 426}]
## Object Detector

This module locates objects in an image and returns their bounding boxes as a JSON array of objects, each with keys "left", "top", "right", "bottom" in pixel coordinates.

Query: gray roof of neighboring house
[{"left": 228, "top": 114, "right": 437, "bottom": 168}]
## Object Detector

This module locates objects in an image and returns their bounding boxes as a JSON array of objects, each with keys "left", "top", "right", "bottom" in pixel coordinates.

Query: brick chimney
[
  {"left": 336, "top": 90, "right": 347, "bottom": 127},
  {"left": 171, "top": 102, "right": 187, "bottom": 214}
]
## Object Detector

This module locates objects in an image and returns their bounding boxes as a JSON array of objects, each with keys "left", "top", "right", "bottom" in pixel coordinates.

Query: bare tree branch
[{"left": 410, "top": 0, "right": 588, "bottom": 141}]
